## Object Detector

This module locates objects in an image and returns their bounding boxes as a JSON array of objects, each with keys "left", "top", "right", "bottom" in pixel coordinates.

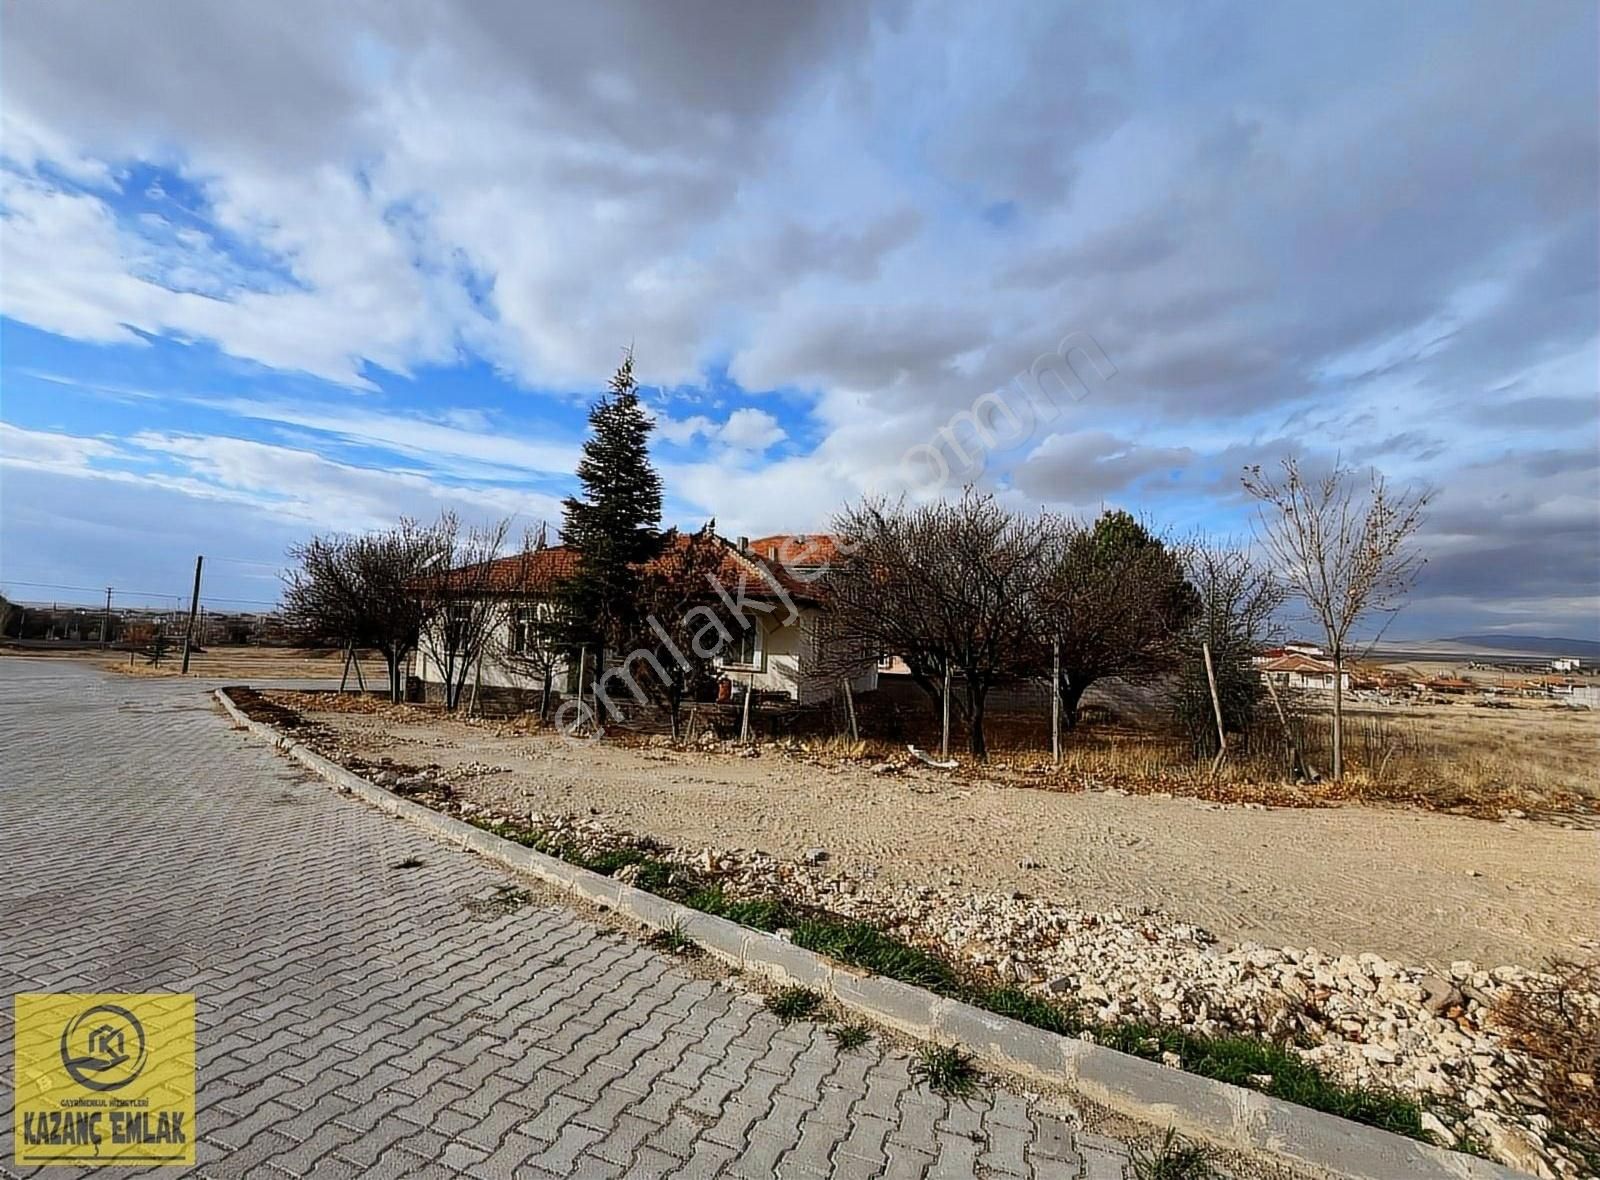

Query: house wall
[
  {"left": 412, "top": 601, "right": 875, "bottom": 707},
  {"left": 1264, "top": 669, "right": 1351, "bottom": 693},
  {"left": 733, "top": 608, "right": 877, "bottom": 705},
  {"left": 413, "top": 611, "right": 572, "bottom": 692}
]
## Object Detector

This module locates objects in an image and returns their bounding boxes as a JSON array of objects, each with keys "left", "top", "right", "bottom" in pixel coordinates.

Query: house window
[
  {"left": 445, "top": 603, "right": 472, "bottom": 651},
  {"left": 727, "top": 623, "right": 763, "bottom": 670},
  {"left": 510, "top": 607, "right": 537, "bottom": 654}
]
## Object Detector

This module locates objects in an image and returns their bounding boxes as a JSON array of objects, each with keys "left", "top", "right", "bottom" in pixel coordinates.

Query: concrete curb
[{"left": 216, "top": 687, "right": 1528, "bottom": 1180}]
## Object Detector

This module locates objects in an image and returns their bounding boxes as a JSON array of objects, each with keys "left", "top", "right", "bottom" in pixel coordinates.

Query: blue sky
[{"left": 1, "top": 2, "right": 1596, "bottom": 636}]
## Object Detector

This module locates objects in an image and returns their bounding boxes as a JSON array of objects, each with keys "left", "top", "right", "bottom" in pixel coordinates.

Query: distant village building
[
  {"left": 1551, "top": 657, "right": 1582, "bottom": 673},
  {"left": 1255, "top": 651, "right": 1351, "bottom": 694}
]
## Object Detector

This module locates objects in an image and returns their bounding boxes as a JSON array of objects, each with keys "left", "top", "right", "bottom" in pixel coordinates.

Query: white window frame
[{"left": 724, "top": 621, "right": 764, "bottom": 672}]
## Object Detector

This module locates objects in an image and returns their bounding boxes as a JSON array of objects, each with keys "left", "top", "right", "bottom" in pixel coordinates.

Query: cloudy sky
[{"left": 1, "top": 1, "right": 1596, "bottom": 637}]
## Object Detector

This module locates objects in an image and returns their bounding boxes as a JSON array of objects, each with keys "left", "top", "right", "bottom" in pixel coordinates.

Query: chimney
[{"left": 736, "top": 536, "right": 749, "bottom": 553}]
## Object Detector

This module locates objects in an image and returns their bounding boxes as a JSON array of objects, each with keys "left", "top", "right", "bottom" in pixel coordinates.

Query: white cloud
[
  {"left": 0, "top": 421, "right": 120, "bottom": 473},
  {"left": 717, "top": 408, "right": 786, "bottom": 452}
]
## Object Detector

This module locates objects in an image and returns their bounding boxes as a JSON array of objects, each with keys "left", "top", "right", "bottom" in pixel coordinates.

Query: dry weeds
[{"left": 1495, "top": 959, "right": 1600, "bottom": 1153}]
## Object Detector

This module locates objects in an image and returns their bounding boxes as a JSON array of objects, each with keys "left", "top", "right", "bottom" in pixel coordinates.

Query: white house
[
  {"left": 1258, "top": 652, "right": 1351, "bottom": 694},
  {"left": 412, "top": 532, "right": 878, "bottom": 710}
]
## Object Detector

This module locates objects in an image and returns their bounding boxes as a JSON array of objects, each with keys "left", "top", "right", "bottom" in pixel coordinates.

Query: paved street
[{"left": 0, "top": 661, "right": 1135, "bottom": 1179}]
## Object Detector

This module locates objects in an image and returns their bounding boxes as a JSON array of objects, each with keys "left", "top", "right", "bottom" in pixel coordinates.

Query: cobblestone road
[{"left": 1, "top": 661, "right": 1135, "bottom": 1179}]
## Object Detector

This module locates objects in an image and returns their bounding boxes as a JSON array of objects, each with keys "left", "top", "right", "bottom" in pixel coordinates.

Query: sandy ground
[
  {"left": 6, "top": 644, "right": 390, "bottom": 683},
  {"left": 302, "top": 705, "right": 1599, "bottom": 972}
]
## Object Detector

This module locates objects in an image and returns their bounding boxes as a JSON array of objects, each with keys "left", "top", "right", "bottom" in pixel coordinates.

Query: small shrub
[
  {"left": 646, "top": 923, "right": 700, "bottom": 957},
  {"left": 910, "top": 1044, "right": 979, "bottom": 1097},
  {"left": 766, "top": 986, "right": 823, "bottom": 1023},
  {"left": 1130, "top": 1129, "right": 1218, "bottom": 1180},
  {"left": 828, "top": 1021, "right": 872, "bottom": 1051},
  {"left": 391, "top": 856, "right": 425, "bottom": 869}
]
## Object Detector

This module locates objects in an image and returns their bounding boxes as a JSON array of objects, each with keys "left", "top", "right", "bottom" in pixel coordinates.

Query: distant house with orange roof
[{"left": 1256, "top": 651, "right": 1350, "bottom": 694}]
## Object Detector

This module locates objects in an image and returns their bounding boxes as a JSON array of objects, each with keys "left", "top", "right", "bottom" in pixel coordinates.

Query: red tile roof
[
  {"left": 1260, "top": 653, "right": 1340, "bottom": 675},
  {"left": 747, "top": 533, "right": 842, "bottom": 568},
  {"left": 452, "top": 533, "right": 827, "bottom": 604}
]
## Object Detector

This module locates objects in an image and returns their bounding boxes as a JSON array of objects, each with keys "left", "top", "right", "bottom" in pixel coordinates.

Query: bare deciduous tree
[
  {"left": 1243, "top": 457, "right": 1430, "bottom": 779},
  {"left": 823, "top": 490, "right": 1051, "bottom": 760},
  {"left": 283, "top": 519, "right": 446, "bottom": 701},
  {"left": 414, "top": 513, "right": 512, "bottom": 712},
  {"left": 1169, "top": 543, "right": 1285, "bottom": 760}
]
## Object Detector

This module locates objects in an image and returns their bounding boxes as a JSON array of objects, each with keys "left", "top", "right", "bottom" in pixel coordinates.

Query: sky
[{"left": 1, "top": 1, "right": 1596, "bottom": 637}]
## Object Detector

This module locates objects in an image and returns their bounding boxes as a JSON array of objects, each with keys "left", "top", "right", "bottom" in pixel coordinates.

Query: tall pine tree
[{"left": 560, "top": 350, "right": 665, "bottom": 653}]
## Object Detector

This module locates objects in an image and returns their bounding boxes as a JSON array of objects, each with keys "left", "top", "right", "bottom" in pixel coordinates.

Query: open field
[
  {"left": 265, "top": 690, "right": 1600, "bottom": 972},
  {"left": 0, "top": 642, "right": 389, "bottom": 683},
  {"left": 1030, "top": 695, "right": 1600, "bottom": 815}
]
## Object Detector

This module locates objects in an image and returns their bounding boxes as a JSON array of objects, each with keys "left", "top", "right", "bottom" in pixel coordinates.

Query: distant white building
[
  {"left": 1551, "top": 657, "right": 1582, "bottom": 673},
  {"left": 1258, "top": 652, "right": 1351, "bottom": 694}
]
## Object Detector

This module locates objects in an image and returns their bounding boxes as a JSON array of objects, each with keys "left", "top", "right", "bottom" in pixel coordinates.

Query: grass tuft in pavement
[
  {"left": 910, "top": 1044, "right": 979, "bottom": 1097},
  {"left": 766, "top": 986, "right": 824, "bottom": 1023},
  {"left": 828, "top": 1021, "right": 873, "bottom": 1051},
  {"left": 1129, "top": 1129, "right": 1219, "bottom": 1180},
  {"left": 646, "top": 922, "right": 700, "bottom": 957}
]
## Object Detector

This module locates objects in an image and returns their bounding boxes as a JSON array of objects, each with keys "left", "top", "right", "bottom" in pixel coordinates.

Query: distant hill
[{"left": 1445, "top": 634, "right": 1600, "bottom": 659}]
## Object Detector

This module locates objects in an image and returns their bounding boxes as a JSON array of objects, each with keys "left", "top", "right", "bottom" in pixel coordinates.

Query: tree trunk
[
  {"left": 1331, "top": 649, "right": 1344, "bottom": 780},
  {"left": 1057, "top": 675, "right": 1088, "bottom": 730},
  {"left": 966, "top": 680, "right": 988, "bottom": 761},
  {"left": 385, "top": 649, "right": 402, "bottom": 703}
]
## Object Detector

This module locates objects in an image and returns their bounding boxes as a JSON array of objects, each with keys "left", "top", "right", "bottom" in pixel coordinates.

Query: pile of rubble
[{"left": 445, "top": 806, "right": 1590, "bottom": 1179}]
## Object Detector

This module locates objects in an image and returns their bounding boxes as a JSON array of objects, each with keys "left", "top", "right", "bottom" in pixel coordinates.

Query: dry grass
[
  {"left": 94, "top": 645, "right": 387, "bottom": 681},
  {"left": 1495, "top": 959, "right": 1600, "bottom": 1156},
  {"left": 835, "top": 695, "right": 1598, "bottom": 819}
]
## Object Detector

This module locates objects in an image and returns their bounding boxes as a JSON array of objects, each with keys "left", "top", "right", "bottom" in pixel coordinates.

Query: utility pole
[
  {"left": 101, "top": 587, "right": 113, "bottom": 648},
  {"left": 180, "top": 556, "right": 204, "bottom": 674}
]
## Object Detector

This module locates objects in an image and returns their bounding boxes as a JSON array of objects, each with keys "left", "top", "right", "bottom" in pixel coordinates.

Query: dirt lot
[
  {"left": 278, "top": 693, "right": 1599, "bottom": 973},
  {"left": 6, "top": 644, "right": 388, "bottom": 683}
]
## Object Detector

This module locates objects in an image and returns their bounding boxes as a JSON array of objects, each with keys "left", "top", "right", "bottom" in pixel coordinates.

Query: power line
[{"left": 1, "top": 579, "right": 281, "bottom": 608}]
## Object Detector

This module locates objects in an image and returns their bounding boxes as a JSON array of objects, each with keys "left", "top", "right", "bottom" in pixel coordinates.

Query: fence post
[
  {"left": 1203, "top": 642, "right": 1227, "bottom": 778},
  {"left": 1051, "top": 634, "right": 1061, "bottom": 765},
  {"left": 940, "top": 663, "right": 952, "bottom": 759}
]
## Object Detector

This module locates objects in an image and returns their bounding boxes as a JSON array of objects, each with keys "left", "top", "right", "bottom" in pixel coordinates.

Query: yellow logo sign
[{"left": 13, "top": 993, "right": 196, "bottom": 1166}]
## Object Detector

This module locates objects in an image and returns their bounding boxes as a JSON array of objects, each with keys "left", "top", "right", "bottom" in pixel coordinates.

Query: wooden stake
[
  {"left": 576, "top": 646, "right": 589, "bottom": 733},
  {"left": 739, "top": 671, "right": 755, "bottom": 743},
  {"left": 339, "top": 643, "right": 353, "bottom": 692},
  {"left": 1050, "top": 635, "right": 1062, "bottom": 765},
  {"left": 940, "top": 663, "right": 952, "bottom": 759},
  {"left": 1203, "top": 642, "right": 1227, "bottom": 778},
  {"left": 180, "top": 554, "right": 204, "bottom": 674},
  {"left": 841, "top": 678, "right": 859, "bottom": 742},
  {"left": 1263, "top": 672, "right": 1312, "bottom": 782}
]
